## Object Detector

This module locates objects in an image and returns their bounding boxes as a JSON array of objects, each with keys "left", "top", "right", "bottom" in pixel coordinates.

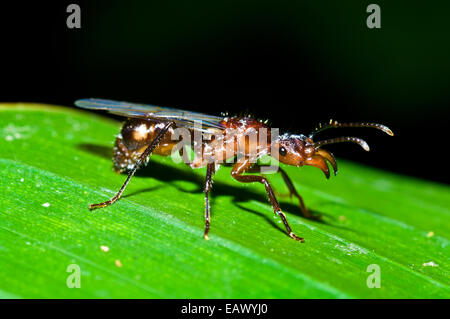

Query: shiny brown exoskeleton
[{"left": 75, "top": 99, "right": 393, "bottom": 242}]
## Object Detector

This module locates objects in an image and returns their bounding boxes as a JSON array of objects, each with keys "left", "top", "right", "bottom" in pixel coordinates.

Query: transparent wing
[{"left": 75, "top": 98, "right": 225, "bottom": 133}]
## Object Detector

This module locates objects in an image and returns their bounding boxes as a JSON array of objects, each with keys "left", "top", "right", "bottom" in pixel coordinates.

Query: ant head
[
  {"left": 274, "top": 134, "right": 337, "bottom": 179},
  {"left": 273, "top": 121, "right": 393, "bottom": 179},
  {"left": 275, "top": 134, "right": 314, "bottom": 166}
]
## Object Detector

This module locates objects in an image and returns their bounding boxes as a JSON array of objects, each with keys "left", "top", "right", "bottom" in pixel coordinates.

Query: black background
[{"left": 1, "top": 1, "right": 449, "bottom": 183}]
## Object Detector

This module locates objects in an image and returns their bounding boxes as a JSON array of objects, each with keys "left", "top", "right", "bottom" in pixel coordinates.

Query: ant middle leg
[
  {"left": 231, "top": 159, "right": 304, "bottom": 242},
  {"left": 90, "top": 122, "right": 175, "bottom": 210},
  {"left": 203, "top": 162, "right": 215, "bottom": 240}
]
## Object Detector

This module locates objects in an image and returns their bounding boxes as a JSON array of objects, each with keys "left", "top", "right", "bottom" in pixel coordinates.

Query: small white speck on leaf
[
  {"left": 42, "top": 203, "right": 50, "bottom": 207},
  {"left": 335, "top": 243, "right": 368, "bottom": 256},
  {"left": 20, "top": 178, "right": 24, "bottom": 182},
  {"left": 423, "top": 261, "right": 439, "bottom": 267},
  {"left": 2, "top": 124, "right": 34, "bottom": 141},
  {"left": 100, "top": 245, "right": 109, "bottom": 252},
  {"left": 426, "top": 231, "right": 434, "bottom": 238}
]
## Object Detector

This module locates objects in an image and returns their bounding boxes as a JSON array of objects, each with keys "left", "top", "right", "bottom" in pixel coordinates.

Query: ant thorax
[{"left": 189, "top": 117, "right": 272, "bottom": 168}]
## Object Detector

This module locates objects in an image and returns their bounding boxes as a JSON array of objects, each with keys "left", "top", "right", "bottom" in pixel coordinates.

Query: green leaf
[{"left": 0, "top": 103, "right": 449, "bottom": 298}]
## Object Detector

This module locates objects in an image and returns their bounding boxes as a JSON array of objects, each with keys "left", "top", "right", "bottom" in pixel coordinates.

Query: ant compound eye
[{"left": 279, "top": 147, "right": 287, "bottom": 157}]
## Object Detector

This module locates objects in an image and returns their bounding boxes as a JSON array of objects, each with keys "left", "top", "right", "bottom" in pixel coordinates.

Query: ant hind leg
[{"left": 89, "top": 122, "right": 174, "bottom": 210}]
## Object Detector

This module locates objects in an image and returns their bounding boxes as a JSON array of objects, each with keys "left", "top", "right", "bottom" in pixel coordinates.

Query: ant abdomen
[{"left": 114, "top": 119, "right": 178, "bottom": 172}]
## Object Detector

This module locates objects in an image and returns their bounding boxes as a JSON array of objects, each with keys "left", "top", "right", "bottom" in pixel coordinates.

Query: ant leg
[
  {"left": 203, "top": 162, "right": 215, "bottom": 240},
  {"left": 248, "top": 165, "right": 319, "bottom": 220},
  {"left": 276, "top": 167, "right": 320, "bottom": 220},
  {"left": 231, "top": 159, "right": 304, "bottom": 242},
  {"left": 90, "top": 122, "right": 175, "bottom": 210}
]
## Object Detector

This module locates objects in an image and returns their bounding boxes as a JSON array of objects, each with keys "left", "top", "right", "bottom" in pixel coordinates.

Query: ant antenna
[
  {"left": 314, "top": 137, "right": 370, "bottom": 151},
  {"left": 308, "top": 120, "right": 394, "bottom": 138}
]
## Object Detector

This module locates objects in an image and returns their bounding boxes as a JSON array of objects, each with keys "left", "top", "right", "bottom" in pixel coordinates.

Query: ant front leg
[
  {"left": 90, "top": 122, "right": 175, "bottom": 210},
  {"left": 276, "top": 167, "right": 321, "bottom": 220},
  {"left": 231, "top": 158, "right": 304, "bottom": 242},
  {"left": 249, "top": 165, "right": 320, "bottom": 220},
  {"left": 203, "top": 162, "right": 215, "bottom": 240}
]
